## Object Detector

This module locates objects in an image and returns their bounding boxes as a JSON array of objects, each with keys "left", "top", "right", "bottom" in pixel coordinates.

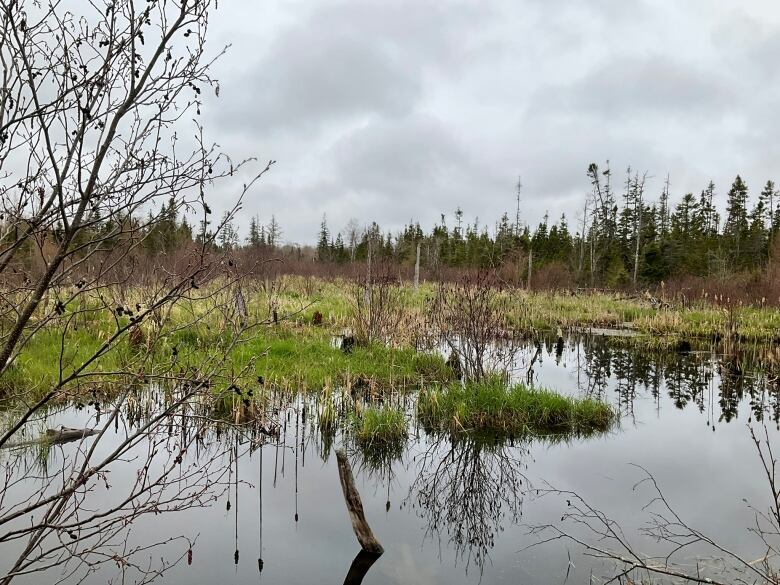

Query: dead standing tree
[
  {"left": 349, "top": 260, "right": 404, "bottom": 347},
  {"left": 0, "top": 0, "right": 271, "bottom": 582}
]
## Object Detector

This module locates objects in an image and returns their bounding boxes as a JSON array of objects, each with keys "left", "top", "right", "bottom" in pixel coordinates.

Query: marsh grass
[
  {"left": 318, "top": 381, "right": 339, "bottom": 433},
  {"left": 418, "top": 376, "right": 616, "bottom": 437},
  {"left": 230, "top": 328, "right": 450, "bottom": 392},
  {"left": 5, "top": 276, "right": 779, "bottom": 407},
  {"left": 2, "top": 310, "right": 452, "bottom": 401},
  {"left": 352, "top": 405, "right": 407, "bottom": 447},
  {"left": 288, "top": 276, "right": 780, "bottom": 343}
]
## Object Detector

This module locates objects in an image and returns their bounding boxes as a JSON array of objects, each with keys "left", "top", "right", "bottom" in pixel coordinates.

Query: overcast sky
[{"left": 201, "top": 0, "right": 780, "bottom": 244}]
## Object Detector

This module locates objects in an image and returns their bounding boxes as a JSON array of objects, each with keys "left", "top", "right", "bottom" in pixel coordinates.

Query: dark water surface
[{"left": 2, "top": 335, "right": 779, "bottom": 584}]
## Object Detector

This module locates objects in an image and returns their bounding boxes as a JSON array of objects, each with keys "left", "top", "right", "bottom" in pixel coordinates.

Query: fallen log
[
  {"left": 335, "top": 449, "right": 384, "bottom": 555},
  {"left": 46, "top": 427, "right": 99, "bottom": 442},
  {"left": 2, "top": 427, "right": 98, "bottom": 450}
]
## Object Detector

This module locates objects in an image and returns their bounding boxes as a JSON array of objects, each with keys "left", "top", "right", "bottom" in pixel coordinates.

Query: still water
[{"left": 2, "top": 334, "right": 778, "bottom": 584}]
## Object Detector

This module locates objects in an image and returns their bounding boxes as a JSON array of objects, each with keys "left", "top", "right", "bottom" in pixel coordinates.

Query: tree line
[
  {"left": 5, "top": 163, "right": 779, "bottom": 289},
  {"left": 313, "top": 164, "right": 780, "bottom": 287}
]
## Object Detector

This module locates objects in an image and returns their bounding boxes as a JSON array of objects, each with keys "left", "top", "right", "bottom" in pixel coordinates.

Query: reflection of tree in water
[
  {"left": 574, "top": 336, "right": 780, "bottom": 423},
  {"left": 581, "top": 338, "right": 612, "bottom": 400},
  {"left": 405, "top": 435, "right": 527, "bottom": 574},
  {"left": 665, "top": 352, "right": 710, "bottom": 411},
  {"left": 611, "top": 348, "right": 638, "bottom": 419},
  {"left": 745, "top": 376, "right": 780, "bottom": 425}
]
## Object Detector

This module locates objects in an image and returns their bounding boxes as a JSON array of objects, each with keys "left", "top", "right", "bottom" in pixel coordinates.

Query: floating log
[
  {"left": 3, "top": 427, "right": 98, "bottom": 450},
  {"left": 45, "top": 427, "right": 99, "bottom": 444},
  {"left": 335, "top": 449, "right": 384, "bottom": 555}
]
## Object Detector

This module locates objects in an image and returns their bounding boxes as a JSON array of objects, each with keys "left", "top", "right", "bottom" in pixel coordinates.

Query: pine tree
[
  {"left": 454, "top": 207, "right": 464, "bottom": 236},
  {"left": 248, "top": 215, "right": 261, "bottom": 247},
  {"left": 162, "top": 196, "right": 178, "bottom": 251},
  {"left": 495, "top": 212, "right": 513, "bottom": 260},
  {"left": 758, "top": 181, "right": 774, "bottom": 225},
  {"left": 514, "top": 176, "right": 523, "bottom": 236},
  {"left": 760, "top": 181, "right": 777, "bottom": 256},
  {"left": 334, "top": 232, "right": 346, "bottom": 263},
  {"left": 696, "top": 181, "right": 718, "bottom": 237},
  {"left": 218, "top": 211, "right": 239, "bottom": 250},
  {"left": 178, "top": 215, "right": 193, "bottom": 244},
  {"left": 586, "top": 161, "right": 620, "bottom": 283},
  {"left": 723, "top": 175, "right": 750, "bottom": 267},
  {"left": 774, "top": 198, "right": 780, "bottom": 238},
  {"left": 671, "top": 193, "right": 699, "bottom": 241},
  {"left": 659, "top": 174, "right": 671, "bottom": 237},
  {"left": 668, "top": 193, "right": 700, "bottom": 274},
  {"left": 317, "top": 215, "right": 331, "bottom": 262},
  {"left": 746, "top": 192, "right": 769, "bottom": 267},
  {"left": 195, "top": 216, "right": 214, "bottom": 247}
]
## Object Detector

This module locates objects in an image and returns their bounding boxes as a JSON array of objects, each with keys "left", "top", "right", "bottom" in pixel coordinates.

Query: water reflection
[
  {"left": 406, "top": 435, "right": 527, "bottom": 574},
  {"left": 3, "top": 335, "right": 780, "bottom": 584},
  {"left": 540, "top": 335, "right": 780, "bottom": 425}
]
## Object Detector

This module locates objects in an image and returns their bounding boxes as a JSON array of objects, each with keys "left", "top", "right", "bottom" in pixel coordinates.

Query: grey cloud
[
  {"left": 212, "top": 0, "right": 491, "bottom": 139},
  {"left": 332, "top": 115, "right": 471, "bottom": 199},
  {"left": 218, "top": 28, "right": 420, "bottom": 136},
  {"left": 201, "top": 0, "right": 780, "bottom": 244},
  {"left": 533, "top": 56, "right": 733, "bottom": 121}
]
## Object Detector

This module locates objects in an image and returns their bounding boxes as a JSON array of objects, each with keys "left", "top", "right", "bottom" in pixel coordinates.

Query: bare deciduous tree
[
  {"left": 0, "top": 1, "right": 272, "bottom": 581},
  {"left": 427, "top": 272, "right": 522, "bottom": 382},
  {"left": 349, "top": 261, "right": 403, "bottom": 346}
]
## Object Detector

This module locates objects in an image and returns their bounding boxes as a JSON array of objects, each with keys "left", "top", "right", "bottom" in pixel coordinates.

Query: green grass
[
  {"left": 0, "top": 327, "right": 138, "bottom": 396},
  {"left": 4, "top": 274, "right": 779, "bottom": 409},
  {"left": 349, "top": 406, "right": 408, "bottom": 478},
  {"left": 227, "top": 327, "right": 450, "bottom": 391},
  {"left": 352, "top": 405, "right": 407, "bottom": 446},
  {"left": 1, "top": 311, "right": 452, "bottom": 400},
  {"left": 418, "top": 376, "right": 617, "bottom": 437}
]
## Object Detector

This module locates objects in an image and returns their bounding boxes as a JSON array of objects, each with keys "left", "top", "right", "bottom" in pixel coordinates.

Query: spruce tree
[
  {"left": 267, "top": 215, "right": 282, "bottom": 247},
  {"left": 723, "top": 175, "right": 750, "bottom": 268},
  {"left": 248, "top": 215, "right": 261, "bottom": 247},
  {"left": 760, "top": 181, "right": 777, "bottom": 257},
  {"left": 317, "top": 215, "right": 330, "bottom": 262}
]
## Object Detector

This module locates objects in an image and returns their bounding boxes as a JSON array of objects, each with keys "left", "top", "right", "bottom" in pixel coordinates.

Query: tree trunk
[
  {"left": 414, "top": 243, "right": 420, "bottom": 290},
  {"left": 335, "top": 449, "right": 384, "bottom": 554}
]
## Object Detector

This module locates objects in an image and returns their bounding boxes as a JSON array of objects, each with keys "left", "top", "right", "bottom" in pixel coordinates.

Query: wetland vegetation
[
  {"left": 3, "top": 267, "right": 780, "bottom": 583},
  {"left": 2, "top": 1, "right": 780, "bottom": 584}
]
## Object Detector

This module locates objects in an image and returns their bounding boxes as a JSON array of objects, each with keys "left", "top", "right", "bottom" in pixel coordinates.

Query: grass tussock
[
  {"left": 418, "top": 376, "right": 616, "bottom": 437},
  {"left": 352, "top": 406, "right": 407, "bottom": 446}
]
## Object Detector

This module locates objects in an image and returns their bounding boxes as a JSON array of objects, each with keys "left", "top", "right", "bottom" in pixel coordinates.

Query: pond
[{"left": 1, "top": 334, "right": 778, "bottom": 584}]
